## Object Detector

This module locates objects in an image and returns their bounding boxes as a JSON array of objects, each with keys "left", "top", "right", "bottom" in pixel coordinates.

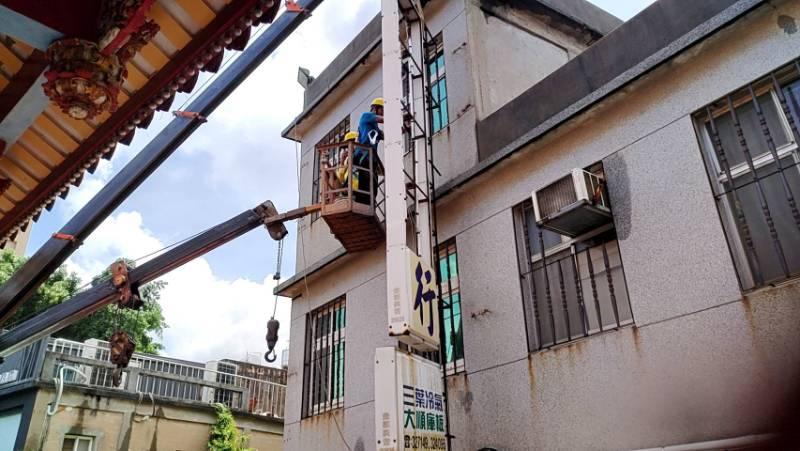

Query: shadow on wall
[{"left": 602, "top": 152, "right": 631, "bottom": 241}]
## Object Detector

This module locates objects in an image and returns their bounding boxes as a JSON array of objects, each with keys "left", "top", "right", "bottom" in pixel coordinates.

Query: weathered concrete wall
[
  {"left": 433, "top": 1, "right": 800, "bottom": 449},
  {"left": 425, "top": 0, "right": 479, "bottom": 188},
  {"left": 284, "top": 244, "right": 394, "bottom": 451},
  {"left": 466, "top": 0, "right": 590, "bottom": 119},
  {"left": 23, "top": 386, "right": 283, "bottom": 451},
  {"left": 286, "top": 1, "right": 800, "bottom": 450}
]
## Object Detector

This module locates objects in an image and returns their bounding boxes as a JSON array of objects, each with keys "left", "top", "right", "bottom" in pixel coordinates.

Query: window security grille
[
  {"left": 302, "top": 297, "right": 346, "bottom": 417},
  {"left": 694, "top": 59, "right": 800, "bottom": 290},
  {"left": 514, "top": 199, "right": 633, "bottom": 352}
]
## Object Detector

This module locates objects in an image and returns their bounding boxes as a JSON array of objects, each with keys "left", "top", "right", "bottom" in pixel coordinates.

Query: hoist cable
[
  {"left": 271, "top": 239, "right": 284, "bottom": 319},
  {"left": 264, "top": 238, "right": 284, "bottom": 363}
]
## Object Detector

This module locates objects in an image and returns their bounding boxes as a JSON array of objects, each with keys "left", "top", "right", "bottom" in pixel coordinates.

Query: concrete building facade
[
  {"left": 278, "top": 0, "right": 800, "bottom": 450},
  {"left": 0, "top": 337, "right": 286, "bottom": 450}
]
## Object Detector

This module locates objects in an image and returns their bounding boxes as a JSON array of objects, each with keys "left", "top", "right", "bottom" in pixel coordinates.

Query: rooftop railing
[{"left": 39, "top": 338, "right": 286, "bottom": 418}]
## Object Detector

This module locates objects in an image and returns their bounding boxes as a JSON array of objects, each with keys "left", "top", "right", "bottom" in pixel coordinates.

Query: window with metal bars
[
  {"left": 426, "top": 33, "right": 448, "bottom": 133},
  {"left": 312, "top": 116, "right": 350, "bottom": 219},
  {"left": 513, "top": 197, "right": 633, "bottom": 352},
  {"left": 694, "top": 60, "right": 800, "bottom": 291},
  {"left": 438, "top": 239, "right": 464, "bottom": 374},
  {"left": 302, "top": 296, "right": 346, "bottom": 418}
]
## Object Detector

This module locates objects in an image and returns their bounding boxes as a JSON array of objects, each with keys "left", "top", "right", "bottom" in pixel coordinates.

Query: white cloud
[
  {"left": 36, "top": 1, "right": 380, "bottom": 366},
  {"left": 66, "top": 211, "right": 162, "bottom": 281},
  {"left": 159, "top": 258, "right": 291, "bottom": 364},
  {"left": 66, "top": 209, "right": 292, "bottom": 366}
]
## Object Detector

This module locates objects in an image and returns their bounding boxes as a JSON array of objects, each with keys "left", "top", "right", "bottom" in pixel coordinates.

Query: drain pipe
[
  {"left": 47, "top": 365, "right": 89, "bottom": 416},
  {"left": 38, "top": 366, "right": 88, "bottom": 451},
  {"left": 634, "top": 433, "right": 776, "bottom": 451}
]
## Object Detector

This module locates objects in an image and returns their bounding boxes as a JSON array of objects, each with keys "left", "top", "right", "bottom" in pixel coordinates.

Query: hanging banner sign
[
  {"left": 375, "top": 347, "right": 447, "bottom": 451},
  {"left": 387, "top": 247, "right": 440, "bottom": 351}
]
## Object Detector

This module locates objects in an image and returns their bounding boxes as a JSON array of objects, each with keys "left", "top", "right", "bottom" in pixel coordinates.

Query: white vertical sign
[
  {"left": 382, "top": 0, "right": 440, "bottom": 352},
  {"left": 375, "top": 347, "right": 447, "bottom": 451},
  {"left": 387, "top": 248, "right": 440, "bottom": 350}
]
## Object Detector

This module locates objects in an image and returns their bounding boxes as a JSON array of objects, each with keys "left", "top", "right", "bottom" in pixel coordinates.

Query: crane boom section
[{"left": 0, "top": 201, "right": 320, "bottom": 359}]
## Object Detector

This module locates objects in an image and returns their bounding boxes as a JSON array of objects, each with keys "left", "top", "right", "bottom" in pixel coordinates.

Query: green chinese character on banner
[
  {"left": 436, "top": 414, "right": 444, "bottom": 432},
  {"left": 404, "top": 409, "right": 415, "bottom": 429},
  {"left": 427, "top": 413, "right": 437, "bottom": 431},
  {"left": 416, "top": 411, "right": 426, "bottom": 430}
]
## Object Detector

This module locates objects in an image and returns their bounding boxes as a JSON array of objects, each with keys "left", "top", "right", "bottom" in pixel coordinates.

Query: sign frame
[
  {"left": 387, "top": 247, "right": 440, "bottom": 351},
  {"left": 375, "top": 347, "right": 447, "bottom": 451}
]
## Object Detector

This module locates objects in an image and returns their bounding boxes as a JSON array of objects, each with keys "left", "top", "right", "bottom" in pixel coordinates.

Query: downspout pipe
[{"left": 633, "top": 434, "right": 777, "bottom": 451}]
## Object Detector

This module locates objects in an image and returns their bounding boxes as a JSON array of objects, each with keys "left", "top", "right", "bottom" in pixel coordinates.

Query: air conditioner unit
[{"left": 532, "top": 168, "right": 612, "bottom": 237}]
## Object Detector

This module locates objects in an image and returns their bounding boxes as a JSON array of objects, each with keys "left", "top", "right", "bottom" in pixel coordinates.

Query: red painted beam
[
  {"left": 0, "top": 49, "right": 47, "bottom": 124},
  {"left": 0, "top": 0, "right": 274, "bottom": 238}
]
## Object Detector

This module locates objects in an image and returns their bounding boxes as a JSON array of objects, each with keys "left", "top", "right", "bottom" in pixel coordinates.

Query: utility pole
[{"left": 377, "top": 2, "right": 450, "bottom": 450}]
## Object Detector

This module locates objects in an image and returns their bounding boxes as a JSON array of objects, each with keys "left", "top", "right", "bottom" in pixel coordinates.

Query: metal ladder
[{"left": 397, "top": 1, "right": 455, "bottom": 447}]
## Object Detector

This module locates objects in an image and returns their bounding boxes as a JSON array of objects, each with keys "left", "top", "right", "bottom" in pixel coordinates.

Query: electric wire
[{"left": 175, "top": 21, "right": 270, "bottom": 112}]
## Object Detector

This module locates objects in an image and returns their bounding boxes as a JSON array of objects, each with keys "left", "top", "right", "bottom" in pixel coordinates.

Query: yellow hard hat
[
  {"left": 344, "top": 131, "right": 358, "bottom": 141},
  {"left": 371, "top": 97, "right": 385, "bottom": 107}
]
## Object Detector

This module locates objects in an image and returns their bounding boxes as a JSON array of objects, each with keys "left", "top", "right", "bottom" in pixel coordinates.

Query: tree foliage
[
  {"left": 0, "top": 251, "right": 167, "bottom": 354},
  {"left": 208, "top": 403, "right": 252, "bottom": 451}
]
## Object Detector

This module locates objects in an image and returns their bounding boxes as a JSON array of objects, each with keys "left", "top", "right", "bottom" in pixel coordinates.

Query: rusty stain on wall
[
  {"left": 631, "top": 326, "right": 643, "bottom": 357},
  {"left": 526, "top": 356, "right": 536, "bottom": 392}
]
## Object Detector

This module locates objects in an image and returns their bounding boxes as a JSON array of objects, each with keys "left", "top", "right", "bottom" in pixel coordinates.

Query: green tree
[
  {"left": 0, "top": 251, "right": 167, "bottom": 354},
  {"left": 208, "top": 403, "right": 252, "bottom": 451}
]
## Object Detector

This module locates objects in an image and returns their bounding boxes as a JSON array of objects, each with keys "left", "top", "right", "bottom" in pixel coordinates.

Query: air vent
[{"left": 533, "top": 169, "right": 612, "bottom": 237}]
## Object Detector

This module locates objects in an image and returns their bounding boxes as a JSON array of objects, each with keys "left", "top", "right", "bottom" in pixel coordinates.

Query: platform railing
[{"left": 318, "top": 141, "right": 385, "bottom": 221}]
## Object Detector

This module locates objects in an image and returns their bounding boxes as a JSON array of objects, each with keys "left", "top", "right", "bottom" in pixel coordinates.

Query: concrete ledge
[
  {"left": 464, "top": 0, "right": 764, "bottom": 197},
  {"left": 36, "top": 380, "right": 285, "bottom": 426},
  {"left": 281, "top": 14, "right": 382, "bottom": 140},
  {"left": 496, "top": 0, "right": 622, "bottom": 36},
  {"left": 274, "top": 247, "right": 348, "bottom": 298}
]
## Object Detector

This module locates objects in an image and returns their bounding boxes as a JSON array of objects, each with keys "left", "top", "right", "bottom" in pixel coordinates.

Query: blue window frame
[
  {"left": 438, "top": 239, "right": 463, "bottom": 374},
  {"left": 427, "top": 34, "right": 448, "bottom": 133}
]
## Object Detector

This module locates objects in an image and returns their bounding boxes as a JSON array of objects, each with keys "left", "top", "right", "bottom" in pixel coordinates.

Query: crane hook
[{"left": 264, "top": 318, "right": 280, "bottom": 363}]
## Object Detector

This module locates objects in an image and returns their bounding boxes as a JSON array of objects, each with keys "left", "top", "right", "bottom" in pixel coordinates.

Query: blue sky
[{"left": 23, "top": 0, "right": 655, "bottom": 363}]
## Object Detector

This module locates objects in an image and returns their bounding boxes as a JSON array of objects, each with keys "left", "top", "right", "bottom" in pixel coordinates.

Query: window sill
[
  {"left": 741, "top": 273, "right": 800, "bottom": 296},
  {"left": 531, "top": 321, "right": 636, "bottom": 355},
  {"left": 429, "top": 121, "right": 453, "bottom": 138},
  {"left": 444, "top": 358, "right": 465, "bottom": 376},
  {"left": 303, "top": 405, "right": 344, "bottom": 420}
]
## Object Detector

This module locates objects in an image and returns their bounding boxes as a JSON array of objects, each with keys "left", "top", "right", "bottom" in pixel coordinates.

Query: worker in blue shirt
[
  {"left": 354, "top": 98, "right": 385, "bottom": 204},
  {"left": 356, "top": 97, "right": 384, "bottom": 159}
]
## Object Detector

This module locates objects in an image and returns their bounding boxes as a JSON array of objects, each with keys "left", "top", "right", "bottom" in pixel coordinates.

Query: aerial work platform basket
[{"left": 318, "top": 141, "right": 385, "bottom": 252}]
